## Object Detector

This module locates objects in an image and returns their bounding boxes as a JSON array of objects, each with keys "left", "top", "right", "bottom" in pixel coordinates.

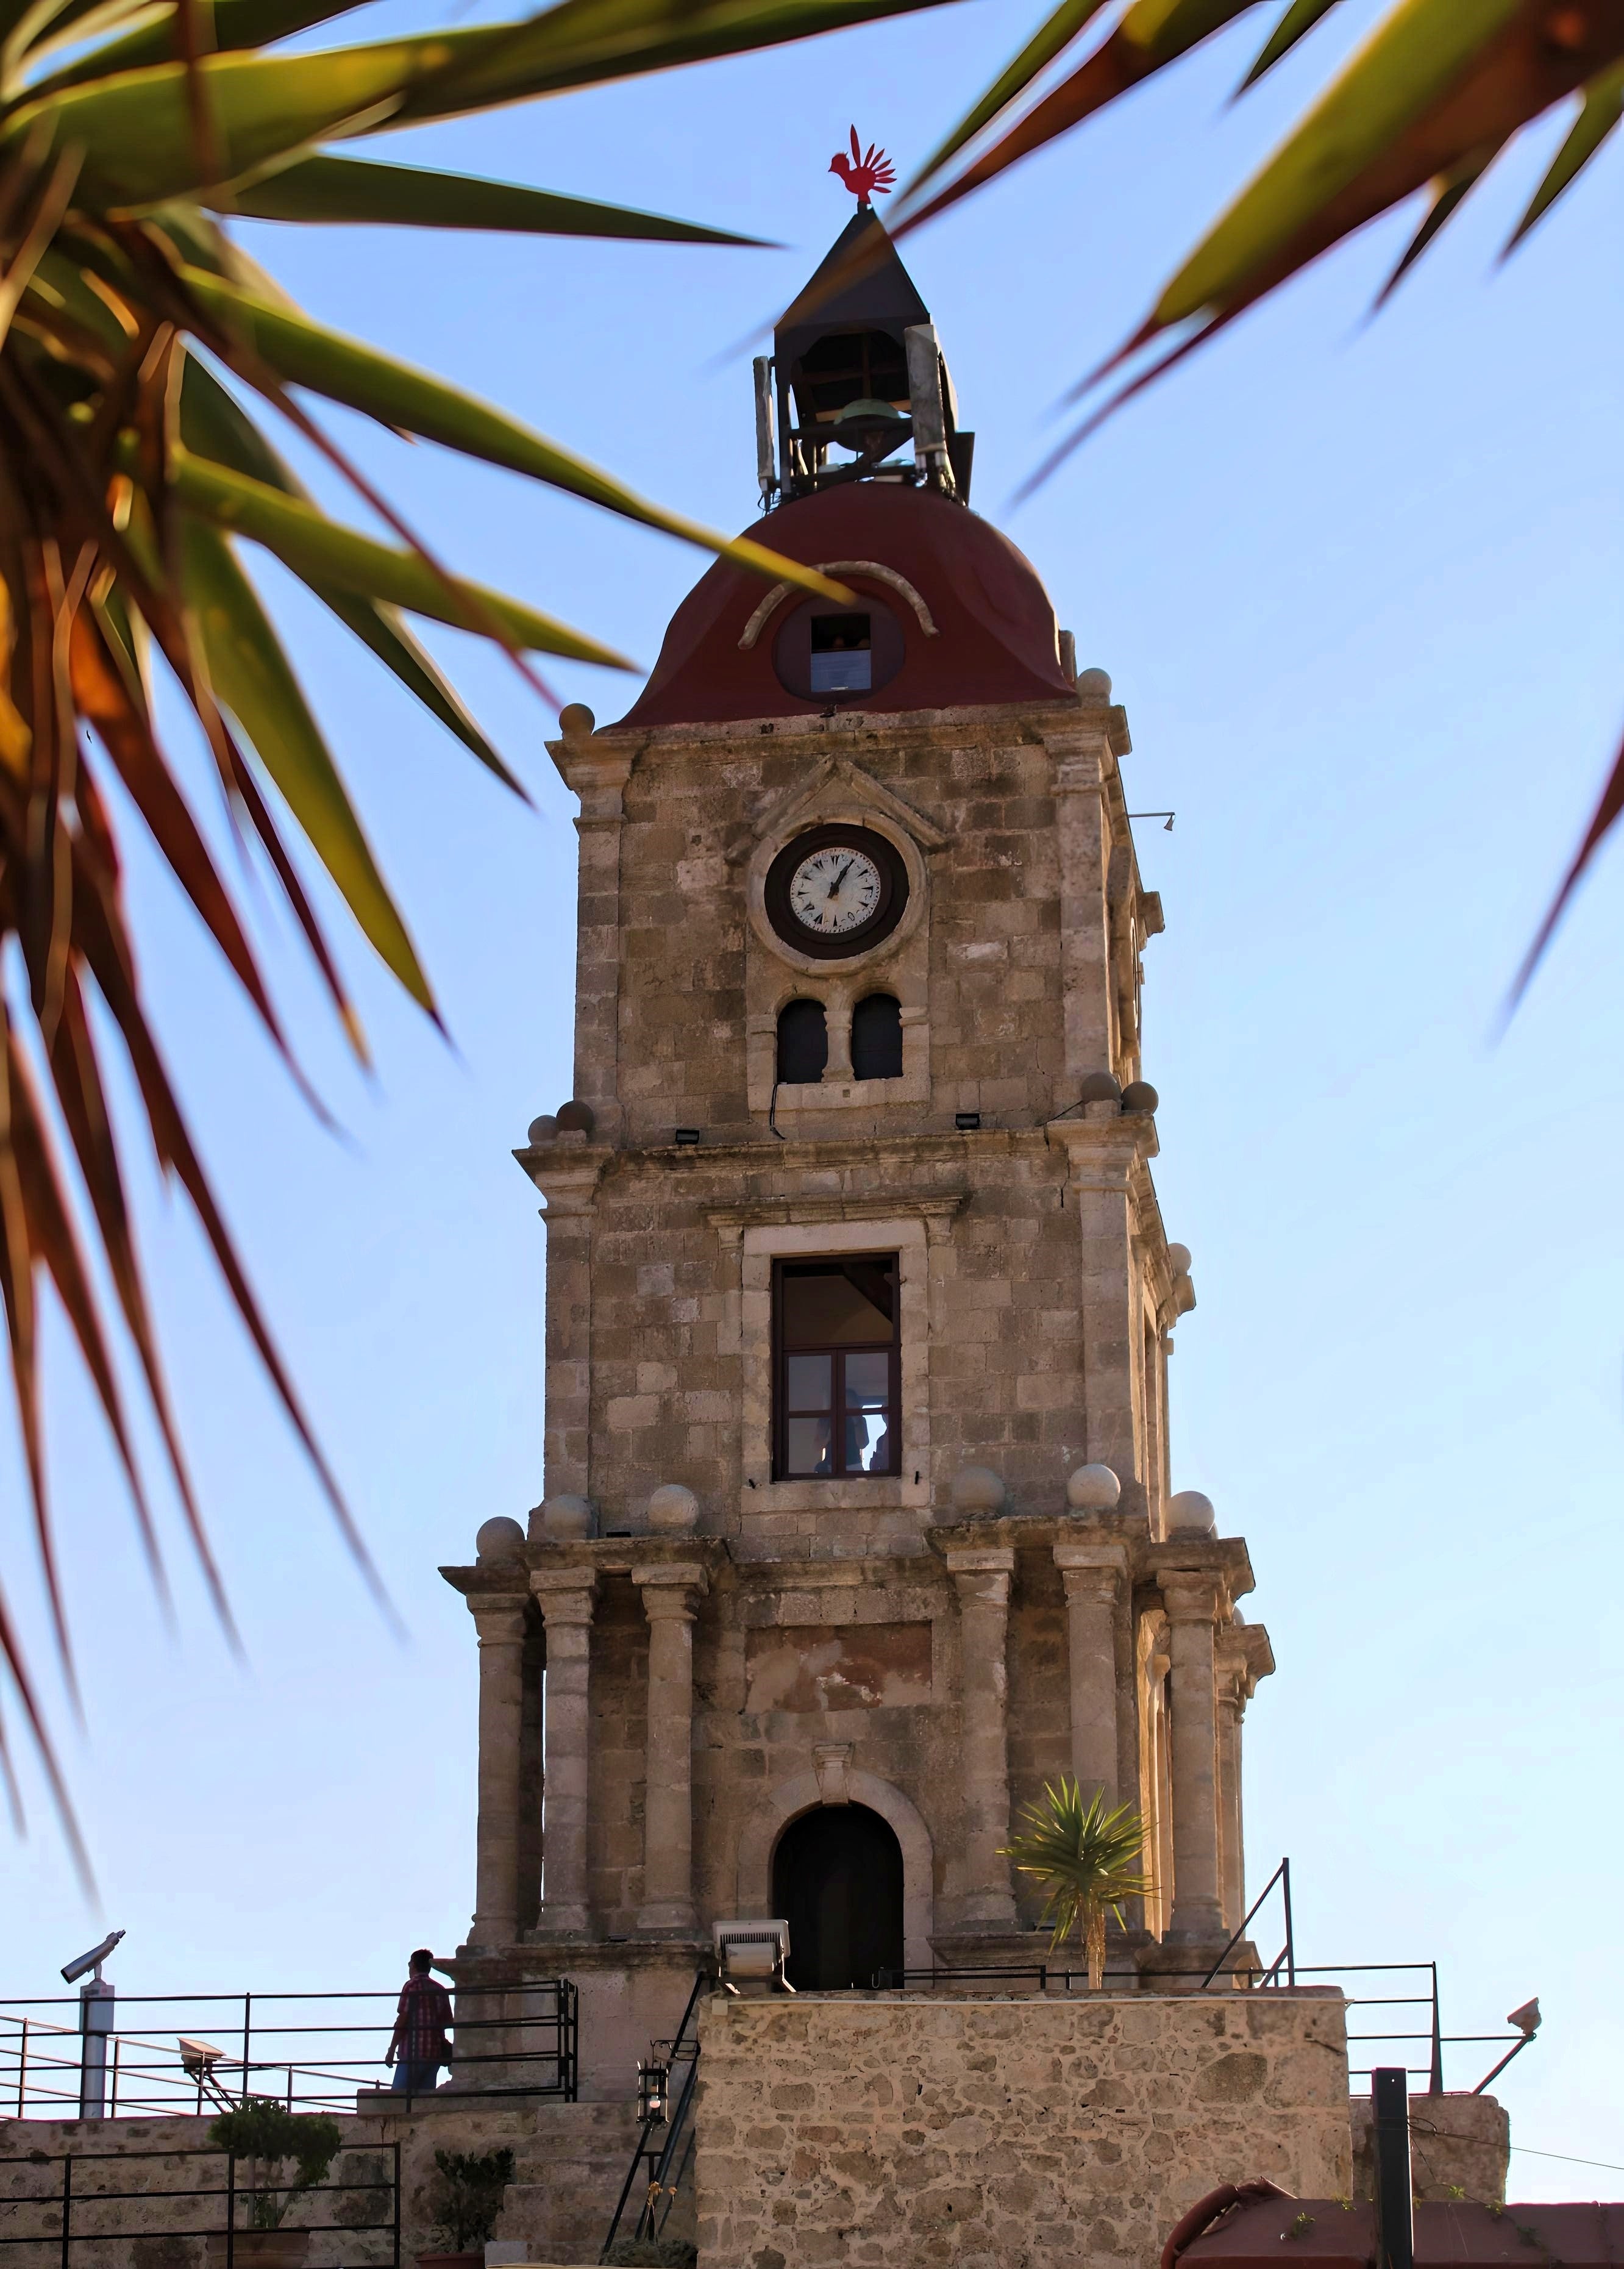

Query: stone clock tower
[{"left": 443, "top": 206, "right": 1275, "bottom": 2096}]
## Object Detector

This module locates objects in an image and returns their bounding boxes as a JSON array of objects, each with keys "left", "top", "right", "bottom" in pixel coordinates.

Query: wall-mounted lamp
[{"left": 1128, "top": 810, "right": 1175, "bottom": 831}]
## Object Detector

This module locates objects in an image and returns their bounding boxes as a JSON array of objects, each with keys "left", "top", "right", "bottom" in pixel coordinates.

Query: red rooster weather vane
[{"left": 830, "top": 127, "right": 896, "bottom": 206}]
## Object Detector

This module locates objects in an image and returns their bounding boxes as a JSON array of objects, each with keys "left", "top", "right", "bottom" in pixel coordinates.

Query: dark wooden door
[{"left": 772, "top": 1803, "right": 905, "bottom": 1990}]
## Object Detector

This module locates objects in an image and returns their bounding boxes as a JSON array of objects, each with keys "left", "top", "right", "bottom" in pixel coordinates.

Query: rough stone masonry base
[{"left": 696, "top": 1992, "right": 1354, "bottom": 2269}]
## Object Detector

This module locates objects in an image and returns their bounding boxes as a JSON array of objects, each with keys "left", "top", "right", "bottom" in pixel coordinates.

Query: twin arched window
[{"left": 775, "top": 993, "right": 903, "bottom": 1084}]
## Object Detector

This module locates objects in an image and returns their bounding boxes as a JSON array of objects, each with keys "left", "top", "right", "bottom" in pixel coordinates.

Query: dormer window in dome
[{"left": 755, "top": 199, "right": 974, "bottom": 510}]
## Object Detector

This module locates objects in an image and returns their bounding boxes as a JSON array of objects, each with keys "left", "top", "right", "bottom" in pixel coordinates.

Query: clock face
[
  {"left": 763, "top": 824, "right": 908, "bottom": 960},
  {"left": 789, "top": 846, "right": 884, "bottom": 937}
]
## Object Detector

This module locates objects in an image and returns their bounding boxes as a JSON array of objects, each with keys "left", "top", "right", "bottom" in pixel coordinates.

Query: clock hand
[{"left": 827, "top": 860, "right": 853, "bottom": 898}]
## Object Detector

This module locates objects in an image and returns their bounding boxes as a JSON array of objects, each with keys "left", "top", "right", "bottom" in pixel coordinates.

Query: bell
[{"left": 829, "top": 396, "right": 911, "bottom": 456}]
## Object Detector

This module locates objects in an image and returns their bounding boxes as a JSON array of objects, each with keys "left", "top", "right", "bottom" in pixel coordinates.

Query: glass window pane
[
  {"left": 844, "top": 1412, "right": 892, "bottom": 1473},
  {"left": 781, "top": 1260, "right": 896, "bottom": 1347},
  {"left": 844, "top": 1350, "right": 890, "bottom": 1407},
  {"left": 785, "top": 1417, "right": 833, "bottom": 1477},
  {"left": 786, "top": 1353, "right": 833, "bottom": 1410}
]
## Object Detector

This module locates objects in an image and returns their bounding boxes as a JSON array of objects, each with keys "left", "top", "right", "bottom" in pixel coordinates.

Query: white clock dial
[{"left": 789, "top": 846, "right": 884, "bottom": 937}]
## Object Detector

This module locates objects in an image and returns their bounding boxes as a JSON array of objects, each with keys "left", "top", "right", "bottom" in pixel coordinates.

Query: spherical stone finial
[
  {"left": 647, "top": 1482, "right": 699, "bottom": 1534},
  {"left": 1166, "top": 1242, "right": 1192, "bottom": 1275},
  {"left": 1075, "top": 667, "right": 1113, "bottom": 701},
  {"left": 1074, "top": 1070, "right": 1122, "bottom": 1106},
  {"left": 527, "top": 1113, "right": 558, "bottom": 1146},
  {"left": 555, "top": 1098, "right": 596, "bottom": 1135},
  {"left": 1168, "top": 1489, "right": 1217, "bottom": 1537},
  {"left": 951, "top": 1465, "right": 1007, "bottom": 1515},
  {"left": 1066, "top": 1462, "right": 1122, "bottom": 1512},
  {"left": 1120, "top": 1080, "right": 1159, "bottom": 1115},
  {"left": 558, "top": 702, "right": 595, "bottom": 743},
  {"left": 475, "top": 1515, "right": 525, "bottom": 1562},
  {"left": 535, "top": 1493, "right": 594, "bottom": 1542}
]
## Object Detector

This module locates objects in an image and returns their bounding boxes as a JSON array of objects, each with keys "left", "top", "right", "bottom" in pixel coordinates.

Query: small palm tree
[{"left": 1002, "top": 1776, "right": 1154, "bottom": 1992}]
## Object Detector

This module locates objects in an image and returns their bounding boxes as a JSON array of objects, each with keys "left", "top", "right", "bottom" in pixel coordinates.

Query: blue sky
[{"left": 2, "top": 0, "right": 1620, "bottom": 2196}]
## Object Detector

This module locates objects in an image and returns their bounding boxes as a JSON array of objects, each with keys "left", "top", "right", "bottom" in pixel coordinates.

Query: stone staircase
[{"left": 491, "top": 2099, "right": 646, "bottom": 2263}]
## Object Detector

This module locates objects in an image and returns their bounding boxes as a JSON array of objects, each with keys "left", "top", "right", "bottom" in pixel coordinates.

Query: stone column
[
  {"left": 1214, "top": 1648, "right": 1247, "bottom": 1932},
  {"left": 635, "top": 1563, "right": 708, "bottom": 1935},
  {"left": 468, "top": 1595, "right": 530, "bottom": 1946},
  {"left": 1159, "top": 1570, "right": 1225, "bottom": 1943},
  {"left": 1214, "top": 1621, "right": 1274, "bottom": 1932},
  {"left": 1053, "top": 1542, "right": 1128, "bottom": 1804},
  {"left": 530, "top": 1568, "right": 599, "bottom": 1935},
  {"left": 947, "top": 1548, "right": 1017, "bottom": 1928}
]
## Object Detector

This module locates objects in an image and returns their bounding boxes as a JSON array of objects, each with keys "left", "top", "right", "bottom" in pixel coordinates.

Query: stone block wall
[
  {"left": 608, "top": 724, "right": 1074, "bottom": 1154},
  {"left": 1349, "top": 2091, "right": 1509, "bottom": 2205},
  {"left": 696, "top": 1990, "right": 1354, "bottom": 2269},
  {"left": 0, "top": 2098, "right": 641, "bottom": 2269}
]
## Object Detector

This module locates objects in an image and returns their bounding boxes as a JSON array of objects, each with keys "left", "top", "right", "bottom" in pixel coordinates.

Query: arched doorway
[{"left": 772, "top": 1803, "right": 905, "bottom": 1990}]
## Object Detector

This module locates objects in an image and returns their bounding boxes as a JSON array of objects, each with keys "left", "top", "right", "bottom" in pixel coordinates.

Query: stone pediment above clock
[{"left": 725, "top": 755, "right": 949, "bottom": 867}]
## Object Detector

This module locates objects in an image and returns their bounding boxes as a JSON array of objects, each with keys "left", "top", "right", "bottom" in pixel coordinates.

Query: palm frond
[{"left": 0, "top": 0, "right": 958, "bottom": 1853}]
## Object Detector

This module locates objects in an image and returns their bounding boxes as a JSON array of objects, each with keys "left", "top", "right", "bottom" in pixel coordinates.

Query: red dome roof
[{"left": 616, "top": 482, "right": 1073, "bottom": 729}]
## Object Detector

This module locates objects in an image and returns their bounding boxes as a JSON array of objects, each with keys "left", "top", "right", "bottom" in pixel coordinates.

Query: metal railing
[
  {"left": 0, "top": 1982, "right": 577, "bottom": 2120},
  {"left": 0, "top": 2138, "right": 400, "bottom": 2268},
  {"left": 601, "top": 1968, "right": 708, "bottom": 2263},
  {"left": 867, "top": 1955, "right": 1527, "bottom": 2093}
]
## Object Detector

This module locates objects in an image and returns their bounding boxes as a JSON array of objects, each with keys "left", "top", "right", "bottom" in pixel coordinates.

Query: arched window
[
  {"left": 776, "top": 998, "right": 828, "bottom": 1085},
  {"left": 851, "top": 992, "right": 903, "bottom": 1081}
]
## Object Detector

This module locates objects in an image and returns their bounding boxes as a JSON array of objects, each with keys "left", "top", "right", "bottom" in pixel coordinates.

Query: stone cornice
[
  {"left": 581, "top": 698, "right": 1085, "bottom": 757},
  {"left": 512, "top": 1142, "right": 611, "bottom": 1206},
  {"left": 929, "top": 1508, "right": 1150, "bottom": 1567},
  {"left": 705, "top": 1190, "right": 969, "bottom": 1231}
]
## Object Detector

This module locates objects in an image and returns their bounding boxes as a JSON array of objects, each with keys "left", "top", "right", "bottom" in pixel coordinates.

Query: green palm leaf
[
  {"left": 179, "top": 266, "right": 849, "bottom": 595},
  {"left": 0, "top": 0, "right": 960, "bottom": 1866},
  {"left": 1003, "top": 1778, "right": 1154, "bottom": 1987},
  {"left": 180, "top": 516, "right": 435, "bottom": 1012},
  {"left": 169, "top": 446, "right": 637, "bottom": 661},
  {"left": 222, "top": 152, "right": 767, "bottom": 243}
]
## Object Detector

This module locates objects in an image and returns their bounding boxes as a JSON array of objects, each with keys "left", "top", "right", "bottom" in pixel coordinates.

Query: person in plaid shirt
[{"left": 385, "top": 1949, "right": 453, "bottom": 2093}]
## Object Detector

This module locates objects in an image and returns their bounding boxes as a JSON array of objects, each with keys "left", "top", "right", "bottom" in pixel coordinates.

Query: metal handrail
[
  {"left": 0, "top": 2137, "right": 401, "bottom": 2269},
  {"left": 0, "top": 1981, "right": 578, "bottom": 2120},
  {"left": 601, "top": 1967, "right": 710, "bottom": 2263},
  {"left": 1201, "top": 1856, "right": 1295, "bottom": 1989}
]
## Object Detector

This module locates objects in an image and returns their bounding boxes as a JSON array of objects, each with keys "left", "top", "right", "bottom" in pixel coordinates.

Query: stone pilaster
[
  {"left": 1047, "top": 1119, "right": 1153, "bottom": 1518},
  {"left": 1053, "top": 1542, "right": 1128, "bottom": 1804},
  {"left": 946, "top": 1547, "right": 1017, "bottom": 1929},
  {"left": 546, "top": 730, "right": 636, "bottom": 1145},
  {"left": 635, "top": 1562, "right": 709, "bottom": 1935},
  {"left": 1157, "top": 1568, "right": 1225, "bottom": 1945},
  {"left": 1049, "top": 735, "right": 1114, "bottom": 1081},
  {"left": 516, "top": 1152, "right": 605, "bottom": 1505},
  {"left": 467, "top": 1595, "right": 530, "bottom": 1947},
  {"left": 530, "top": 1567, "right": 599, "bottom": 1936}
]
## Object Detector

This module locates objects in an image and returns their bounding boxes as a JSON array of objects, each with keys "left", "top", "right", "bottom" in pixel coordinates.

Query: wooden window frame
[{"left": 772, "top": 1254, "right": 901, "bottom": 1482}]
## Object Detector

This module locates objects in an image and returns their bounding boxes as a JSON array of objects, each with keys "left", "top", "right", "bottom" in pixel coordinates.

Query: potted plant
[
  {"left": 206, "top": 2099, "right": 343, "bottom": 2269},
  {"left": 418, "top": 2146, "right": 515, "bottom": 2269},
  {"left": 1002, "top": 1776, "right": 1155, "bottom": 1990}
]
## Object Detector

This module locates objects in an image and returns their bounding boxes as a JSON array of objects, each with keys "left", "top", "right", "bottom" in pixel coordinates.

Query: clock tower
[{"left": 443, "top": 199, "right": 1275, "bottom": 2096}]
